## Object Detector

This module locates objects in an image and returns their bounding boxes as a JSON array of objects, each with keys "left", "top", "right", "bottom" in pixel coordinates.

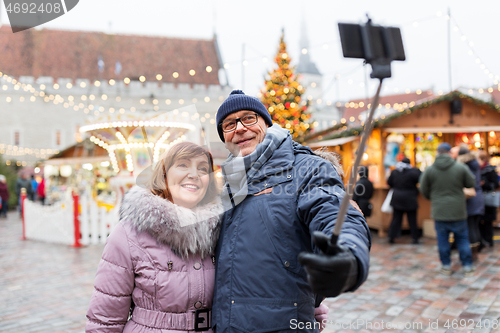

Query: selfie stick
[
  {"left": 330, "top": 79, "right": 382, "bottom": 246},
  {"left": 329, "top": 16, "right": 405, "bottom": 247}
]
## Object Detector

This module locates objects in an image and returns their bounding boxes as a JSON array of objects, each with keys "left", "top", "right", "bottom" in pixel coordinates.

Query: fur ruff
[
  {"left": 119, "top": 186, "right": 222, "bottom": 259},
  {"left": 457, "top": 153, "right": 476, "bottom": 164},
  {"left": 314, "top": 148, "right": 344, "bottom": 177}
]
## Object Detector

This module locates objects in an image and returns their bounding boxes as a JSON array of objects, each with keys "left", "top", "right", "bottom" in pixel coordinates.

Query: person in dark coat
[
  {"left": 478, "top": 150, "right": 499, "bottom": 250},
  {"left": 387, "top": 157, "right": 422, "bottom": 244},
  {"left": 352, "top": 166, "right": 374, "bottom": 218},
  {"left": 15, "top": 173, "right": 33, "bottom": 215},
  {"left": 456, "top": 145, "right": 484, "bottom": 261},
  {"left": 0, "top": 175, "right": 9, "bottom": 218},
  {"left": 213, "top": 90, "right": 371, "bottom": 332}
]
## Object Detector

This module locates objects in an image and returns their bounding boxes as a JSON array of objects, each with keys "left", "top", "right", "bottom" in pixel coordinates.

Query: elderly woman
[{"left": 86, "top": 142, "right": 222, "bottom": 332}]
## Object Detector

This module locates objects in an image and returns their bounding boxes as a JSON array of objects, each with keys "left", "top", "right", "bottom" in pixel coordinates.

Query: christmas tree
[{"left": 261, "top": 30, "right": 312, "bottom": 139}]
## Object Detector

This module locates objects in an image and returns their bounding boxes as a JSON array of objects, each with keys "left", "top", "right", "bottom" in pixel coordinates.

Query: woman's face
[{"left": 166, "top": 154, "right": 210, "bottom": 209}]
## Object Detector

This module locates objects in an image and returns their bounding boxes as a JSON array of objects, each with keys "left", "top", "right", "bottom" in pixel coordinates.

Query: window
[
  {"left": 14, "top": 131, "right": 20, "bottom": 146},
  {"left": 75, "top": 125, "right": 82, "bottom": 142}
]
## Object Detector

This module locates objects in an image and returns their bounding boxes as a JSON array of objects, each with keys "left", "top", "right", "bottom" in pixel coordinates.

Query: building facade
[{"left": 0, "top": 25, "right": 231, "bottom": 166}]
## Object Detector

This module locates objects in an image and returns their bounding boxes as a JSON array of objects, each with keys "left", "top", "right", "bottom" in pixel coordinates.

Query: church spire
[{"left": 297, "top": 15, "right": 321, "bottom": 75}]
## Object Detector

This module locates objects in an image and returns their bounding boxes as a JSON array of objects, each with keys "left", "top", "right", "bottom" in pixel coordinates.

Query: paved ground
[
  {"left": 0, "top": 214, "right": 103, "bottom": 333},
  {"left": 1, "top": 212, "right": 499, "bottom": 332},
  {"left": 323, "top": 236, "right": 500, "bottom": 333}
]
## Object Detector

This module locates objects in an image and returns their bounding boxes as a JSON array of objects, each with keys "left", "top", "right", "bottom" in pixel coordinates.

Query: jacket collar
[{"left": 119, "top": 186, "right": 222, "bottom": 259}]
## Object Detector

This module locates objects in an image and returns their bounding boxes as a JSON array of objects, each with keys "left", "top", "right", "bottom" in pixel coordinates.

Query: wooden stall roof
[
  {"left": 341, "top": 91, "right": 435, "bottom": 122},
  {"left": 48, "top": 139, "right": 108, "bottom": 160},
  {"left": 304, "top": 91, "right": 500, "bottom": 144}
]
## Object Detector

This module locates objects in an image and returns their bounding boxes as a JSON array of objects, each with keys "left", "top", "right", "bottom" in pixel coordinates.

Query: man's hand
[{"left": 298, "top": 231, "right": 358, "bottom": 297}]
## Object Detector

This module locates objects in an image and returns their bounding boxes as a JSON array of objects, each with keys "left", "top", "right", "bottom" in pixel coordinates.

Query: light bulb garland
[
  {"left": 1, "top": 11, "right": 496, "bottom": 114},
  {"left": 450, "top": 16, "right": 499, "bottom": 85},
  {"left": 306, "top": 91, "right": 500, "bottom": 143},
  {"left": 0, "top": 67, "right": 223, "bottom": 116},
  {"left": 219, "top": 10, "right": 499, "bottom": 104},
  {"left": 0, "top": 143, "right": 59, "bottom": 158}
]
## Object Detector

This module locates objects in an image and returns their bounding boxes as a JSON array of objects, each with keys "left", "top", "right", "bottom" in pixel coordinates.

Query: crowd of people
[
  {"left": 356, "top": 142, "right": 499, "bottom": 277},
  {"left": 0, "top": 172, "right": 46, "bottom": 218}
]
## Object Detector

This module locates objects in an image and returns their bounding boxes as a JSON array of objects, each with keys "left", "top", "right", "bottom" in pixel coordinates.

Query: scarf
[{"left": 221, "top": 124, "right": 289, "bottom": 208}]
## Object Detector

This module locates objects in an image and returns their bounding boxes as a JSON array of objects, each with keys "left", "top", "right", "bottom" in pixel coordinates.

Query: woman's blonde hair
[{"left": 149, "top": 142, "right": 218, "bottom": 206}]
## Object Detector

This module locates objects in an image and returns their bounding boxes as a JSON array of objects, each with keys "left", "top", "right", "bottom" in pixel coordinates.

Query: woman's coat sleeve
[{"left": 86, "top": 223, "right": 135, "bottom": 332}]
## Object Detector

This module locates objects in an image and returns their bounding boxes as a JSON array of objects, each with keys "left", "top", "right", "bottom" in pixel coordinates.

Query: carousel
[{"left": 79, "top": 107, "right": 200, "bottom": 205}]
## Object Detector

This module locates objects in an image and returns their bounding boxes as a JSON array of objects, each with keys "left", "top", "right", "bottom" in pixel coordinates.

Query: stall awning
[
  {"left": 42, "top": 155, "right": 109, "bottom": 166},
  {"left": 384, "top": 126, "right": 500, "bottom": 134},
  {"left": 308, "top": 136, "right": 359, "bottom": 148}
]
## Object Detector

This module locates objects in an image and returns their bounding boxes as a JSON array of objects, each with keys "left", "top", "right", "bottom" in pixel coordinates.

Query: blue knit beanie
[
  {"left": 216, "top": 90, "right": 273, "bottom": 142},
  {"left": 437, "top": 142, "right": 451, "bottom": 154}
]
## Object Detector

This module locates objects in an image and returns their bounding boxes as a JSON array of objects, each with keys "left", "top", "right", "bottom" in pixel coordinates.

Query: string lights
[
  {"left": 221, "top": 10, "right": 499, "bottom": 105},
  {"left": 309, "top": 91, "right": 500, "bottom": 143},
  {"left": 1, "top": 10, "right": 497, "bottom": 114},
  {"left": 450, "top": 17, "right": 500, "bottom": 86},
  {"left": 0, "top": 64, "right": 224, "bottom": 116},
  {"left": 0, "top": 143, "right": 59, "bottom": 158}
]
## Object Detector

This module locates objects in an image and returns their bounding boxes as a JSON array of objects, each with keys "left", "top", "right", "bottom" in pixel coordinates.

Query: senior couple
[{"left": 86, "top": 90, "right": 371, "bottom": 332}]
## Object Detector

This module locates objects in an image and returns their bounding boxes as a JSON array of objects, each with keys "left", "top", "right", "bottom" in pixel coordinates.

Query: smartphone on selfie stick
[{"left": 329, "top": 16, "right": 406, "bottom": 256}]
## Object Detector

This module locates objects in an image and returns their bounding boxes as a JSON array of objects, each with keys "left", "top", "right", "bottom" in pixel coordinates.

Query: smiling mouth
[
  {"left": 236, "top": 138, "right": 253, "bottom": 145},
  {"left": 181, "top": 184, "right": 199, "bottom": 190}
]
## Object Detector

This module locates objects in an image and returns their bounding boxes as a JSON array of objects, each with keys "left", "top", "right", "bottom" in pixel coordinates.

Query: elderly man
[
  {"left": 419, "top": 143, "right": 476, "bottom": 276},
  {"left": 212, "top": 90, "right": 371, "bottom": 332}
]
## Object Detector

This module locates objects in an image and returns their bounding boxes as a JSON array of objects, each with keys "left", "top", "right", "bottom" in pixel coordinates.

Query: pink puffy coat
[{"left": 86, "top": 186, "right": 222, "bottom": 332}]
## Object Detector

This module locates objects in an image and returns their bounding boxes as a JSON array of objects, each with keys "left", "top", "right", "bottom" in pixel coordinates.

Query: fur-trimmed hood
[
  {"left": 119, "top": 186, "right": 222, "bottom": 259},
  {"left": 457, "top": 152, "right": 476, "bottom": 164}
]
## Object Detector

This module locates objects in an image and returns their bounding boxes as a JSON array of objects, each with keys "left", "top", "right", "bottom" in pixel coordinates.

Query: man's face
[
  {"left": 222, "top": 110, "right": 268, "bottom": 157},
  {"left": 450, "top": 147, "right": 459, "bottom": 159}
]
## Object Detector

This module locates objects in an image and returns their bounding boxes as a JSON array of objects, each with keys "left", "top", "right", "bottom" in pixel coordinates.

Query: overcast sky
[{"left": 1, "top": 0, "right": 499, "bottom": 103}]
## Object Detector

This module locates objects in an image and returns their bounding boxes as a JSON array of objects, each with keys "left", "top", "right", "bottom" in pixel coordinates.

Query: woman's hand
[{"left": 314, "top": 303, "right": 329, "bottom": 332}]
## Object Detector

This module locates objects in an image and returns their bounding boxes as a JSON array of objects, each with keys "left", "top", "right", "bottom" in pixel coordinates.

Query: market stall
[
  {"left": 305, "top": 91, "right": 500, "bottom": 236},
  {"left": 43, "top": 139, "right": 112, "bottom": 205}
]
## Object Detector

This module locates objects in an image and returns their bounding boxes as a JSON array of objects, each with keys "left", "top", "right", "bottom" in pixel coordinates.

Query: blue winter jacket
[{"left": 212, "top": 136, "right": 371, "bottom": 332}]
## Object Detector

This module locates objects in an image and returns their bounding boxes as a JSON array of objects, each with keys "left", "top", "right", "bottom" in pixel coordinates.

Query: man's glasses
[{"left": 220, "top": 113, "right": 259, "bottom": 133}]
